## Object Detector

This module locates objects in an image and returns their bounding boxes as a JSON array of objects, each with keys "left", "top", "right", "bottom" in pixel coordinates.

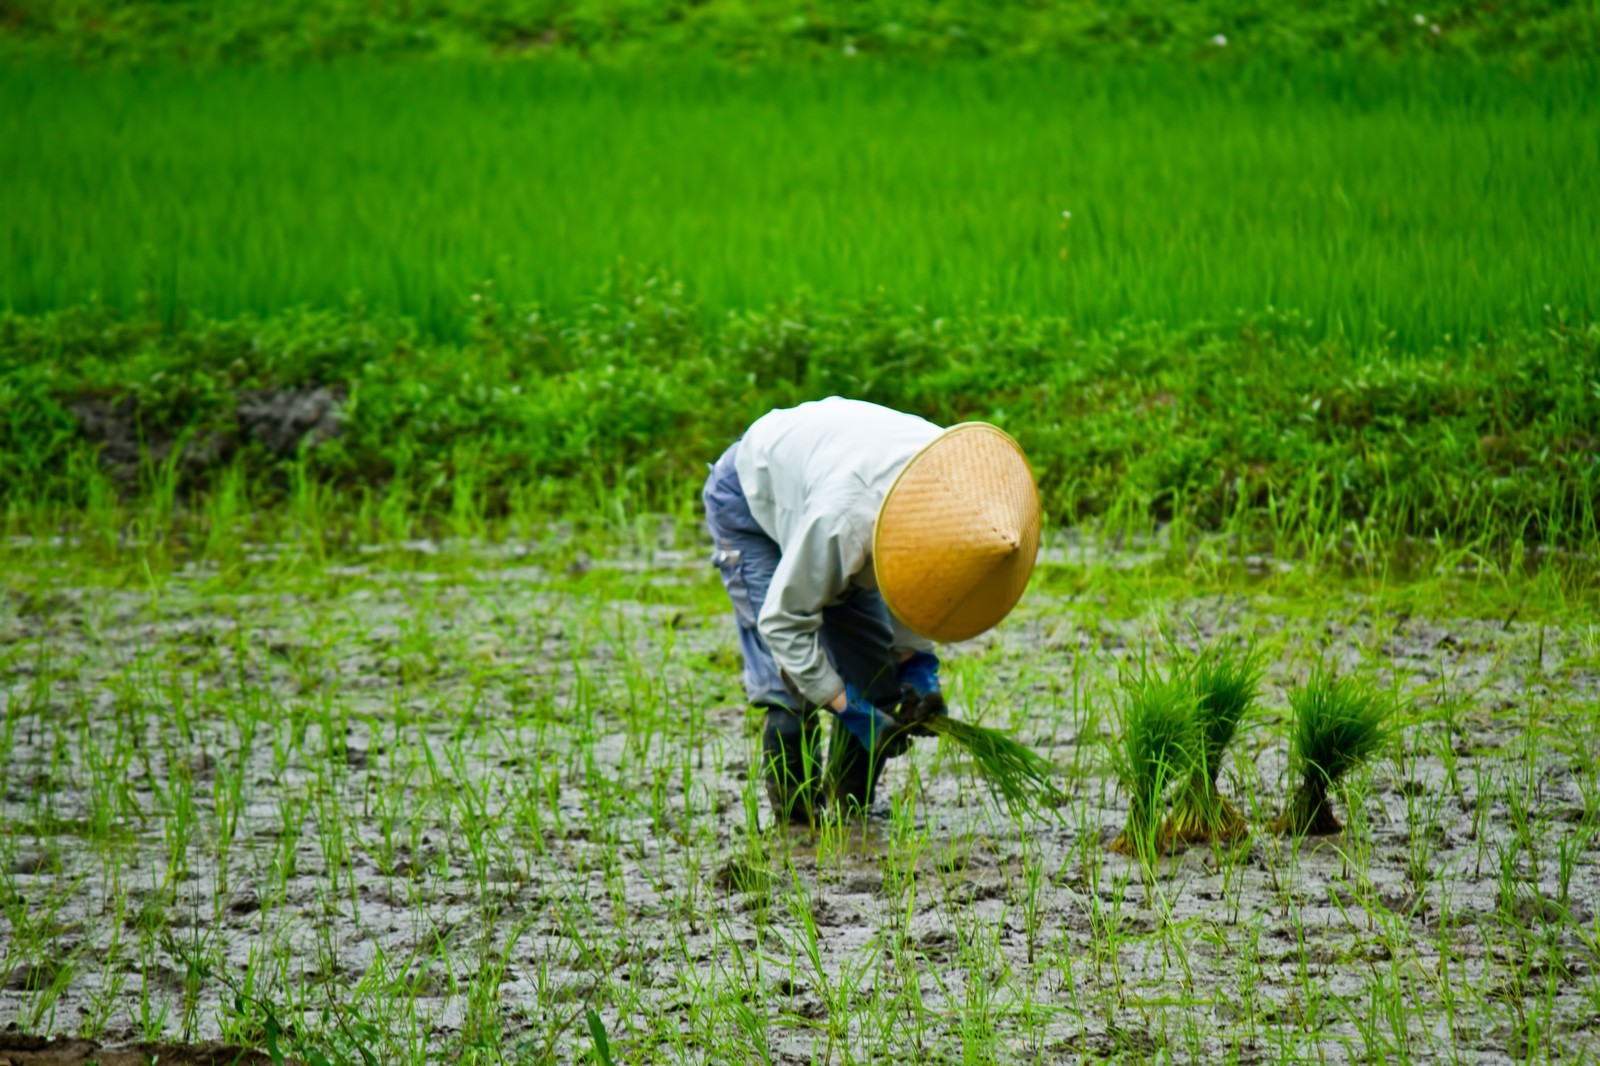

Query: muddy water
[{"left": 1, "top": 543, "right": 1597, "bottom": 1063}]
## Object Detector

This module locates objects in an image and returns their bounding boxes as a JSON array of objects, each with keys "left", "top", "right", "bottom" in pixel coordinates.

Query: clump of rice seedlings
[
  {"left": 920, "top": 716, "right": 1063, "bottom": 815},
  {"left": 1110, "top": 673, "right": 1198, "bottom": 859},
  {"left": 1162, "top": 647, "right": 1262, "bottom": 848},
  {"left": 1270, "top": 666, "right": 1390, "bottom": 836}
]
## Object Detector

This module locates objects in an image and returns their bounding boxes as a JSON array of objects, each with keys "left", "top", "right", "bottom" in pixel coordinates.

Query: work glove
[
  {"left": 896, "top": 651, "right": 946, "bottom": 737},
  {"left": 834, "top": 685, "right": 911, "bottom": 761}
]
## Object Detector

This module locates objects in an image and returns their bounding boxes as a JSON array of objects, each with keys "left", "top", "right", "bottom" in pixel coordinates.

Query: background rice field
[{"left": 4, "top": 60, "right": 1598, "bottom": 343}]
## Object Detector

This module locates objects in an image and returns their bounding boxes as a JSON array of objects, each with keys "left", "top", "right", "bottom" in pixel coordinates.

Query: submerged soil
[
  {"left": 1, "top": 537, "right": 1597, "bottom": 1062},
  {"left": 0, "top": 1031, "right": 275, "bottom": 1065}
]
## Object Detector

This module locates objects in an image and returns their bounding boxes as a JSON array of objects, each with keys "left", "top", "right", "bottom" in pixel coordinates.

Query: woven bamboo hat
[{"left": 873, "top": 423, "right": 1041, "bottom": 643}]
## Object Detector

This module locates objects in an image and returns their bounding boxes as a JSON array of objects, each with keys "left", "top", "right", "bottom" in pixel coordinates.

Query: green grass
[
  {"left": 1189, "top": 648, "right": 1262, "bottom": 782},
  {"left": 6, "top": 59, "right": 1594, "bottom": 556},
  {"left": 2, "top": 61, "right": 1597, "bottom": 343},
  {"left": 5, "top": 294, "right": 1597, "bottom": 557},
  {"left": 921, "top": 715, "right": 1062, "bottom": 816}
]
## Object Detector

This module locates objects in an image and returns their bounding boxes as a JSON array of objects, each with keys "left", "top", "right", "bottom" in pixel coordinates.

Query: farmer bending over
[{"left": 703, "top": 397, "right": 1040, "bottom": 824}]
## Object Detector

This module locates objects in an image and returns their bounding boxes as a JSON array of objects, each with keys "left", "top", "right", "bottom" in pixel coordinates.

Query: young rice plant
[
  {"left": 1162, "top": 646, "right": 1262, "bottom": 848},
  {"left": 1271, "top": 666, "right": 1391, "bottom": 836},
  {"left": 1110, "top": 670, "right": 1198, "bottom": 863},
  {"left": 921, "top": 715, "right": 1062, "bottom": 817}
]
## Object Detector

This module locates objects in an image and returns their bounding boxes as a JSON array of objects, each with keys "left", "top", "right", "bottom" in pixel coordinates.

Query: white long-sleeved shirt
[{"left": 734, "top": 397, "right": 941, "bottom": 706}]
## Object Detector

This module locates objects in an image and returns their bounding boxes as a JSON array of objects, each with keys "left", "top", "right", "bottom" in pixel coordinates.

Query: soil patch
[
  {"left": 71, "top": 384, "right": 344, "bottom": 485},
  {"left": 0, "top": 1032, "right": 275, "bottom": 1066}
]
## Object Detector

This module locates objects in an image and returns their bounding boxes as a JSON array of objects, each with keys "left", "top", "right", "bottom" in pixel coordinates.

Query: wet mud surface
[
  {"left": 0, "top": 1030, "right": 274, "bottom": 1065},
  {"left": 2, "top": 540, "right": 1598, "bottom": 1062}
]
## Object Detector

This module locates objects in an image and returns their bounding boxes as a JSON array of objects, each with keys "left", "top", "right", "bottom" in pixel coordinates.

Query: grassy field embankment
[
  {"left": 4, "top": 0, "right": 1595, "bottom": 63},
  {"left": 4, "top": 299, "right": 1598, "bottom": 565}
]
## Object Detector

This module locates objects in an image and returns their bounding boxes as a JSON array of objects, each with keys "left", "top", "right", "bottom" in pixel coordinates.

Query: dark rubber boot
[
  {"left": 761, "top": 705, "right": 819, "bottom": 826},
  {"left": 824, "top": 714, "right": 887, "bottom": 816}
]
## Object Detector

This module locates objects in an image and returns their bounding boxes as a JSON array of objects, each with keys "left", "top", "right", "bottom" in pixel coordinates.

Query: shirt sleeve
[{"left": 756, "top": 507, "right": 869, "bottom": 707}]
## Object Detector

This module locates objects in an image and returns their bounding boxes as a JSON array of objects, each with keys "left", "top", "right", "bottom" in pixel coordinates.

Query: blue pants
[{"left": 703, "top": 441, "right": 901, "bottom": 817}]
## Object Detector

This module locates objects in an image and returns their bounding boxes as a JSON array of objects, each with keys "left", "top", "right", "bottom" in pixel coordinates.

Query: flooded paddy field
[{"left": 2, "top": 534, "right": 1598, "bottom": 1064}]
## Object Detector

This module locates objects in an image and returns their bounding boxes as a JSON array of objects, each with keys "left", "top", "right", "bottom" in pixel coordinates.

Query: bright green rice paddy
[{"left": 4, "top": 60, "right": 1597, "bottom": 342}]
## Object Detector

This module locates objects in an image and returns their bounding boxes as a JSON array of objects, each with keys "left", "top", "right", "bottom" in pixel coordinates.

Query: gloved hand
[
  {"left": 898, "top": 651, "right": 941, "bottom": 698},
  {"left": 834, "top": 685, "right": 911, "bottom": 760},
  {"left": 896, "top": 651, "right": 946, "bottom": 736}
]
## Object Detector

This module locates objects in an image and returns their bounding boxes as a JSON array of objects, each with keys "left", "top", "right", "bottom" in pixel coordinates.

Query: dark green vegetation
[
  {"left": 1113, "top": 649, "right": 1386, "bottom": 859},
  {"left": 5, "top": 298, "right": 1597, "bottom": 558},
  {"left": 2, "top": 0, "right": 1592, "bottom": 64},
  {"left": 5, "top": 58, "right": 1596, "bottom": 557},
  {"left": 5, "top": 62, "right": 1596, "bottom": 341}
]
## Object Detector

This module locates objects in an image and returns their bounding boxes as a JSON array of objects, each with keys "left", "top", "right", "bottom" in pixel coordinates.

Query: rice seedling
[
  {"left": 917, "top": 714, "right": 1062, "bottom": 816},
  {"left": 1162, "top": 645, "right": 1262, "bottom": 848},
  {"left": 1270, "top": 666, "right": 1392, "bottom": 836},
  {"left": 1109, "top": 669, "right": 1199, "bottom": 861}
]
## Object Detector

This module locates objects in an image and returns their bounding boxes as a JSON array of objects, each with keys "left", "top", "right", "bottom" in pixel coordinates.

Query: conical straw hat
[{"left": 873, "top": 423, "right": 1041, "bottom": 643}]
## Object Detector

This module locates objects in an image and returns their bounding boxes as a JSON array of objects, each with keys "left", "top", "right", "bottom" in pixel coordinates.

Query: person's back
[{"left": 734, "top": 397, "right": 941, "bottom": 564}]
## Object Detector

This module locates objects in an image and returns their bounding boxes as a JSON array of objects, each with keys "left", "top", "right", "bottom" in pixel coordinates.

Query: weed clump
[
  {"left": 1271, "top": 667, "right": 1390, "bottom": 836},
  {"left": 1162, "top": 648, "right": 1261, "bottom": 848},
  {"left": 1110, "top": 673, "right": 1198, "bottom": 860}
]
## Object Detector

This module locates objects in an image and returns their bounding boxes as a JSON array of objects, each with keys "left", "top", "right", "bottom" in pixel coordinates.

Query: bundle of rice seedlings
[
  {"left": 919, "top": 715, "right": 1063, "bottom": 814},
  {"left": 1109, "top": 673, "right": 1198, "bottom": 859},
  {"left": 1270, "top": 666, "right": 1390, "bottom": 836},
  {"left": 1162, "top": 647, "right": 1262, "bottom": 848}
]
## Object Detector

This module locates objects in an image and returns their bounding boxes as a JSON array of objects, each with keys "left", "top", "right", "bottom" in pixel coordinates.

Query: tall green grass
[{"left": 3, "top": 60, "right": 1596, "bottom": 342}]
